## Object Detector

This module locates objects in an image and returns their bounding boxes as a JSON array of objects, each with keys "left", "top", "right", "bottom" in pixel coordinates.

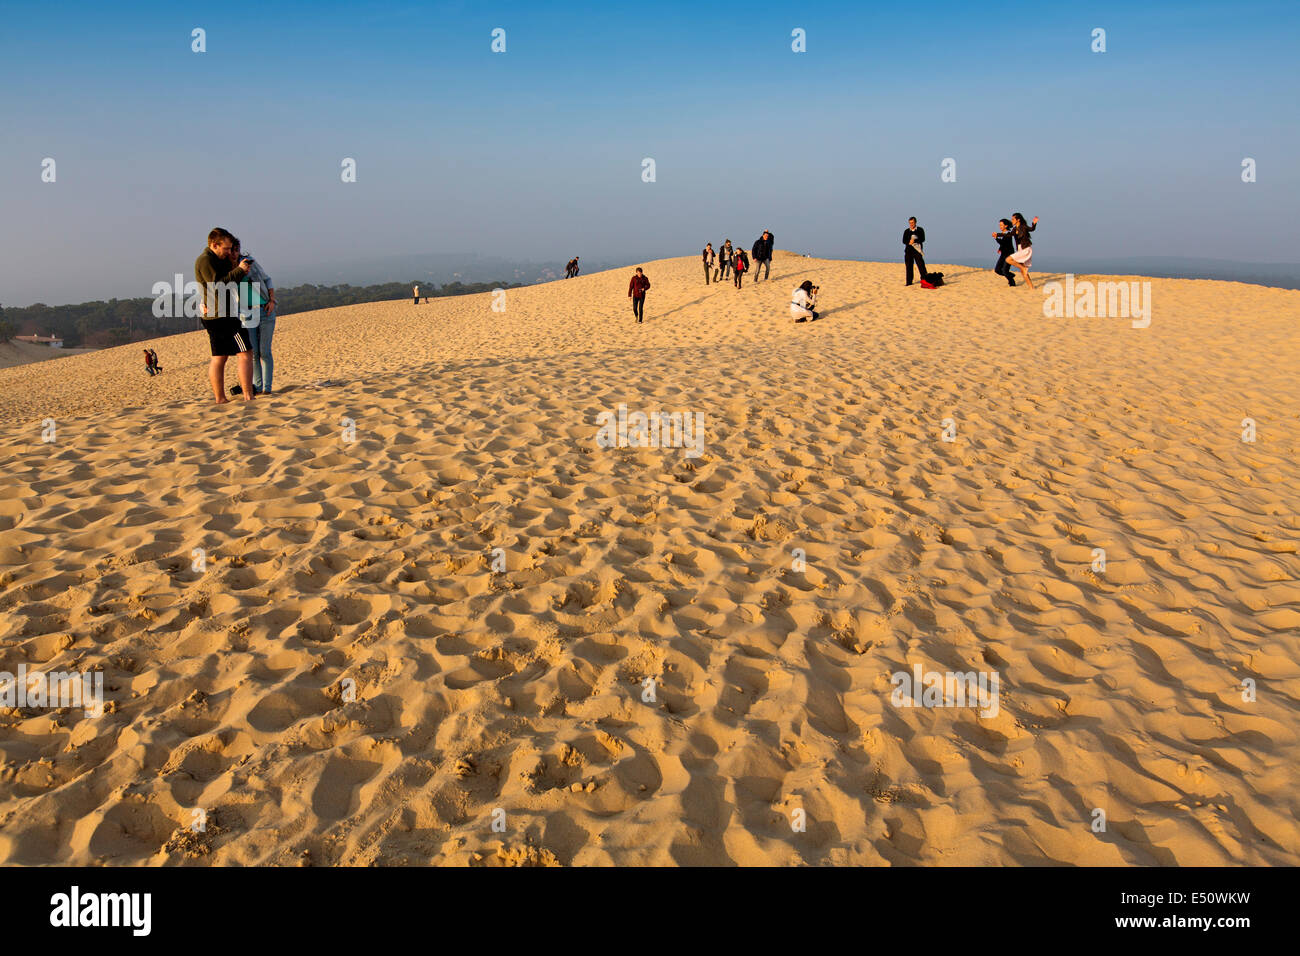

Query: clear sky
[{"left": 2, "top": 0, "right": 1297, "bottom": 305}]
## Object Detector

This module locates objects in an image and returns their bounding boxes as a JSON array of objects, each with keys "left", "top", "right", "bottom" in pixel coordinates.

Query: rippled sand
[{"left": 0, "top": 253, "right": 1297, "bottom": 865}]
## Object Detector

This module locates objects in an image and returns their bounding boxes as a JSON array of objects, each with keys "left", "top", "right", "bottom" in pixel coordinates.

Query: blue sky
[{"left": 2, "top": 0, "right": 1297, "bottom": 305}]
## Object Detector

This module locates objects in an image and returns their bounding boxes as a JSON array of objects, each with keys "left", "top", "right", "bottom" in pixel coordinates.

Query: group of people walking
[
  {"left": 194, "top": 226, "right": 277, "bottom": 403},
  {"left": 564, "top": 257, "right": 581, "bottom": 278},
  {"left": 702, "top": 230, "right": 774, "bottom": 289}
]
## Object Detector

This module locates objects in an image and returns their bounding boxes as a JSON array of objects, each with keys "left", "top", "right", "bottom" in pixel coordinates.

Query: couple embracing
[{"left": 194, "top": 227, "right": 277, "bottom": 403}]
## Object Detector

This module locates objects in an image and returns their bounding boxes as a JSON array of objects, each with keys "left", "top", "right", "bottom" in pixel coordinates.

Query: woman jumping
[{"left": 1006, "top": 213, "right": 1039, "bottom": 290}]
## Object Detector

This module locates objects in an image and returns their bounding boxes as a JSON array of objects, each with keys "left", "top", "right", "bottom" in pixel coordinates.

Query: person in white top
[{"left": 790, "top": 280, "right": 819, "bottom": 322}]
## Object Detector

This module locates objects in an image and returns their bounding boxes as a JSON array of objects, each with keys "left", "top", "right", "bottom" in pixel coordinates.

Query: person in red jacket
[
  {"left": 732, "top": 249, "right": 747, "bottom": 288},
  {"left": 628, "top": 267, "right": 650, "bottom": 323}
]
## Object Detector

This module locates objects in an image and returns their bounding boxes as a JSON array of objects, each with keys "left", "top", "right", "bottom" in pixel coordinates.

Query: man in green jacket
[{"left": 195, "top": 226, "right": 255, "bottom": 403}]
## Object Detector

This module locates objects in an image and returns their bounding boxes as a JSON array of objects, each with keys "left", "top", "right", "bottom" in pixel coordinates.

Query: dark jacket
[
  {"left": 1012, "top": 220, "right": 1036, "bottom": 248},
  {"left": 993, "top": 231, "right": 1015, "bottom": 256},
  {"left": 903, "top": 227, "right": 925, "bottom": 251},
  {"left": 754, "top": 234, "right": 774, "bottom": 260},
  {"left": 628, "top": 273, "right": 650, "bottom": 297}
]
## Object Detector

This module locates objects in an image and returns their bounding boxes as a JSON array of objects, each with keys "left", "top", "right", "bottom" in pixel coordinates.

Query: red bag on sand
[{"left": 920, "top": 278, "right": 936, "bottom": 289}]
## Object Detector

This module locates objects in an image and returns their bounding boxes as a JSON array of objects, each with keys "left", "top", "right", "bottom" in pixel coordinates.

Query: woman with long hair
[
  {"left": 1006, "top": 213, "right": 1039, "bottom": 290},
  {"left": 790, "top": 280, "right": 819, "bottom": 322},
  {"left": 228, "top": 237, "right": 278, "bottom": 395}
]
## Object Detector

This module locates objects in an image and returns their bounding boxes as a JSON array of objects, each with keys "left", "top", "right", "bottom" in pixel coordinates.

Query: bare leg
[
  {"left": 1009, "top": 260, "right": 1031, "bottom": 290},
  {"left": 209, "top": 356, "right": 229, "bottom": 403},
  {"left": 237, "top": 352, "right": 255, "bottom": 400}
]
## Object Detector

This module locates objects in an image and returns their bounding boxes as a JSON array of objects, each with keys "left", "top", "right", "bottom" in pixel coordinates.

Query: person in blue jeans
[
  {"left": 228, "top": 237, "right": 278, "bottom": 394},
  {"left": 249, "top": 306, "right": 276, "bottom": 394}
]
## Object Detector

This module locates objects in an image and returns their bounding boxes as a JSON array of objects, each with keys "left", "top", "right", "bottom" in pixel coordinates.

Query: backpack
[{"left": 921, "top": 272, "right": 944, "bottom": 288}]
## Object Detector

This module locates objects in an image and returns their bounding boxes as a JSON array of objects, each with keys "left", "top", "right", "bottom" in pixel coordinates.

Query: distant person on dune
[
  {"left": 143, "top": 349, "right": 160, "bottom": 376},
  {"left": 1007, "top": 213, "right": 1039, "bottom": 290},
  {"left": 413, "top": 284, "right": 420, "bottom": 304},
  {"left": 992, "top": 219, "right": 1017, "bottom": 287},
  {"left": 628, "top": 267, "right": 650, "bottom": 323},
  {"left": 753, "top": 230, "right": 774, "bottom": 282},
  {"left": 717, "top": 240, "right": 733, "bottom": 282},
  {"left": 790, "top": 280, "right": 819, "bottom": 322},
  {"left": 903, "top": 217, "right": 928, "bottom": 286},
  {"left": 195, "top": 226, "right": 254, "bottom": 404},
  {"left": 566, "top": 257, "right": 580, "bottom": 278},
  {"left": 228, "top": 237, "right": 277, "bottom": 396},
  {"left": 703, "top": 242, "right": 715, "bottom": 284},
  {"left": 732, "top": 248, "right": 748, "bottom": 288}
]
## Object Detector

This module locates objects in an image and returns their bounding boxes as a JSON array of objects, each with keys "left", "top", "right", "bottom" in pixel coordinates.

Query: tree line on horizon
[{"left": 0, "top": 279, "right": 526, "bottom": 349}]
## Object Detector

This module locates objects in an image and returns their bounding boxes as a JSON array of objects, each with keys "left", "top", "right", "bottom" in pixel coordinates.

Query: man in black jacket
[
  {"left": 752, "top": 230, "right": 774, "bottom": 281},
  {"left": 903, "top": 217, "right": 927, "bottom": 285},
  {"left": 992, "top": 219, "right": 1016, "bottom": 286}
]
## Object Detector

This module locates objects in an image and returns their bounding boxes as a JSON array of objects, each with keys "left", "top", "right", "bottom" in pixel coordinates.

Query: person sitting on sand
[
  {"left": 194, "top": 227, "right": 255, "bottom": 404},
  {"left": 992, "top": 219, "right": 1017, "bottom": 287},
  {"left": 791, "top": 280, "right": 819, "bottom": 322},
  {"left": 628, "top": 267, "right": 650, "bottom": 323},
  {"left": 1007, "top": 213, "right": 1039, "bottom": 290}
]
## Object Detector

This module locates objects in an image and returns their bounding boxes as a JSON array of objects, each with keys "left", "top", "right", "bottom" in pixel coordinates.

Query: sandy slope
[
  {"left": 0, "top": 252, "right": 1297, "bottom": 866},
  {"left": 0, "top": 341, "right": 98, "bottom": 371}
]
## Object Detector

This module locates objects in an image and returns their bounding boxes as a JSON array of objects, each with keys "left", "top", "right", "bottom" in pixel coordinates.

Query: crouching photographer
[{"left": 791, "top": 280, "right": 820, "bottom": 322}]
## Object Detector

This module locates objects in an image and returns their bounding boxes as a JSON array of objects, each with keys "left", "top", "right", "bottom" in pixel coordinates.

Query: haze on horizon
[{"left": 2, "top": 0, "right": 1298, "bottom": 307}]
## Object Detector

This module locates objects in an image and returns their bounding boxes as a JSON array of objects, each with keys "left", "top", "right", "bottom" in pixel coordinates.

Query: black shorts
[{"left": 202, "top": 318, "right": 251, "bottom": 357}]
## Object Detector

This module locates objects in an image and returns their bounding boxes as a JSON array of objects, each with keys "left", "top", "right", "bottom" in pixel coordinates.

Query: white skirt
[{"left": 1008, "top": 246, "right": 1033, "bottom": 268}]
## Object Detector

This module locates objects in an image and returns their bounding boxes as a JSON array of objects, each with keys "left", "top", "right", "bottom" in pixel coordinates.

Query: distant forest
[{"left": 0, "top": 280, "right": 525, "bottom": 349}]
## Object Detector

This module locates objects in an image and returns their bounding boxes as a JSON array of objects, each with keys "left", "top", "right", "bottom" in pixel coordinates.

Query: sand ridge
[{"left": 0, "top": 253, "right": 1297, "bottom": 865}]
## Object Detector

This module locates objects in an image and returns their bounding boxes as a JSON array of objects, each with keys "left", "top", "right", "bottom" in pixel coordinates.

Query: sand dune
[
  {"left": 0, "top": 252, "right": 1297, "bottom": 865},
  {"left": 0, "top": 341, "right": 98, "bottom": 372}
]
